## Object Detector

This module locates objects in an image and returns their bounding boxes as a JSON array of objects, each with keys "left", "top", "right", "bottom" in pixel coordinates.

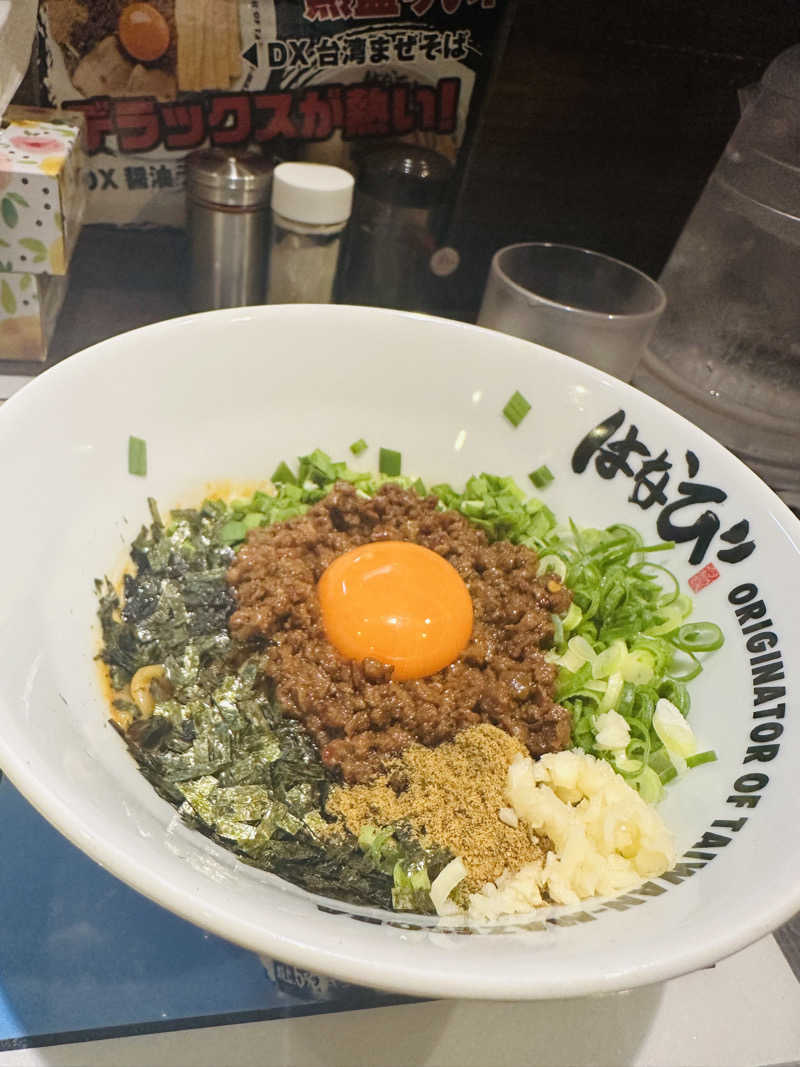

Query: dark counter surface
[{"left": 0, "top": 226, "right": 190, "bottom": 377}]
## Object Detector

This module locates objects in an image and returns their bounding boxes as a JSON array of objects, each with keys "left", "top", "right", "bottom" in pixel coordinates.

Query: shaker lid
[
  {"left": 271, "top": 162, "right": 355, "bottom": 224},
  {"left": 186, "top": 149, "right": 273, "bottom": 208},
  {"left": 358, "top": 146, "right": 452, "bottom": 208}
]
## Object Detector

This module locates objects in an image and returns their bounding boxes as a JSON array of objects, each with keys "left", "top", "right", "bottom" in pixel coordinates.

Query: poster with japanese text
[{"left": 38, "top": 0, "right": 511, "bottom": 226}]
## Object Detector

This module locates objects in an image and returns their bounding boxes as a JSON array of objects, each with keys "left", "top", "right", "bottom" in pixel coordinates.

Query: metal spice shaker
[
  {"left": 341, "top": 146, "right": 453, "bottom": 312},
  {"left": 186, "top": 149, "right": 273, "bottom": 311}
]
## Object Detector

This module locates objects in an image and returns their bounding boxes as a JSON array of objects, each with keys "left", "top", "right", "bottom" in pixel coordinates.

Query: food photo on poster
[{"left": 37, "top": 0, "right": 508, "bottom": 228}]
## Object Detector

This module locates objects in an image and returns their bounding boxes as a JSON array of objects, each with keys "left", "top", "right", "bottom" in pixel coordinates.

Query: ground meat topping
[{"left": 227, "top": 482, "right": 573, "bottom": 784}]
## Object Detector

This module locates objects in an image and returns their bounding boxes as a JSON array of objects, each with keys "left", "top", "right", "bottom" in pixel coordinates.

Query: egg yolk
[
  {"left": 318, "top": 541, "right": 473, "bottom": 681},
  {"left": 118, "top": 3, "right": 170, "bottom": 63}
]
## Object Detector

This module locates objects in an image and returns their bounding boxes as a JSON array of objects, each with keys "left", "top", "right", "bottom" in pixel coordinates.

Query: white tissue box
[{"left": 0, "top": 105, "right": 87, "bottom": 275}]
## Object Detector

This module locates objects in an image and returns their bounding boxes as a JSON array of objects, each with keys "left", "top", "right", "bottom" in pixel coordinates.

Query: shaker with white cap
[{"left": 266, "top": 162, "right": 354, "bottom": 304}]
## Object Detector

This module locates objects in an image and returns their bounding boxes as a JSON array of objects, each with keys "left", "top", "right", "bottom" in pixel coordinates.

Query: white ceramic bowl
[{"left": 0, "top": 305, "right": 798, "bottom": 1000}]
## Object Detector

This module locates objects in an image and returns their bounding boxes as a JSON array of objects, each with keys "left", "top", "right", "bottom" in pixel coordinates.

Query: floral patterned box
[
  {"left": 0, "top": 270, "right": 68, "bottom": 361},
  {"left": 0, "top": 105, "right": 87, "bottom": 275}
]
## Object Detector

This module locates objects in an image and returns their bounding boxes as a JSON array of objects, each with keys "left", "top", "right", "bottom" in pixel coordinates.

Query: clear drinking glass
[{"left": 478, "top": 243, "right": 666, "bottom": 381}]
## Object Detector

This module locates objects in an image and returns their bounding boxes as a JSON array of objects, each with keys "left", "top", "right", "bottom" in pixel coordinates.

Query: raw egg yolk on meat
[
  {"left": 318, "top": 541, "right": 473, "bottom": 681},
  {"left": 118, "top": 3, "right": 170, "bottom": 63}
]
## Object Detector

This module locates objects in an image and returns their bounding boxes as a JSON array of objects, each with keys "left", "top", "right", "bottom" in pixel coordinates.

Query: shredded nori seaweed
[{"left": 97, "top": 490, "right": 449, "bottom": 909}]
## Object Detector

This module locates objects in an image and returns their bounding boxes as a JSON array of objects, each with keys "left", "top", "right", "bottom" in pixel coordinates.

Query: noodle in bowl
[{"left": 0, "top": 304, "right": 798, "bottom": 998}]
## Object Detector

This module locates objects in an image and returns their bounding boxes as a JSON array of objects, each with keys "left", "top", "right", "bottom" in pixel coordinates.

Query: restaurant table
[{"left": 1, "top": 227, "right": 799, "bottom": 1067}]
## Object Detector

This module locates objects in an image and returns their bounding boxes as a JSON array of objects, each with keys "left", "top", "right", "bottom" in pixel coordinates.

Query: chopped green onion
[
  {"left": 625, "top": 738, "right": 649, "bottom": 770},
  {"left": 271, "top": 461, "right": 297, "bottom": 485},
  {"left": 357, "top": 824, "right": 398, "bottom": 873},
  {"left": 592, "top": 639, "right": 626, "bottom": 680},
  {"left": 357, "top": 824, "right": 380, "bottom": 851},
  {"left": 657, "top": 679, "right": 689, "bottom": 715},
  {"left": 555, "top": 661, "right": 593, "bottom": 701},
  {"left": 598, "top": 670, "right": 624, "bottom": 713},
  {"left": 568, "top": 634, "right": 597, "bottom": 664},
  {"left": 219, "top": 519, "right": 247, "bottom": 544},
  {"left": 647, "top": 747, "right": 673, "bottom": 776},
  {"left": 653, "top": 697, "right": 697, "bottom": 757},
  {"left": 412, "top": 477, "right": 427, "bottom": 497},
  {"left": 410, "top": 866, "right": 431, "bottom": 892},
  {"left": 379, "top": 447, "right": 402, "bottom": 476},
  {"left": 635, "top": 765, "right": 663, "bottom": 804},
  {"left": 393, "top": 859, "right": 411, "bottom": 888},
  {"left": 460, "top": 500, "right": 486, "bottom": 517},
  {"left": 349, "top": 438, "right": 368, "bottom": 456},
  {"left": 251, "top": 490, "right": 273, "bottom": 514},
  {"left": 543, "top": 497, "right": 724, "bottom": 796},
  {"left": 147, "top": 497, "right": 163, "bottom": 528},
  {"left": 671, "top": 622, "right": 724, "bottom": 653},
  {"left": 537, "top": 554, "right": 567, "bottom": 581},
  {"left": 128, "top": 435, "right": 147, "bottom": 477},
  {"left": 620, "top": 649, "right": 656, "bottom": 685},
  {"left": 616, "top": 681, "right": 636, "bottom": 718},
  {"left": 666, "top": 647, "right": 703, "bottom": 682},
  {"left": 529, "top": 464, "right": 554, "bottom": 488},
  {"left": 297, "top": 449, "right": 338, "bottom": 487},
  {"left": 562, "top": 602, "right": 583, "bottom": 633},
  {"left": 392, "top": 859, "right": 430, "bottom": 895},
  {"left": 502, "top": 390, "right": 531, "bottom": 427},
  {"left": 646, "top": 593, "right": 693, "bottom": 636},
  {"left": 686, "top": 749, "right": 718, "bottom": 768}
]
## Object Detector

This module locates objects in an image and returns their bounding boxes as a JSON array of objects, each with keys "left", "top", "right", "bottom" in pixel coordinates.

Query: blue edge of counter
[{"left": 0, "top": 774, "right": 415, "bottom": 1052}]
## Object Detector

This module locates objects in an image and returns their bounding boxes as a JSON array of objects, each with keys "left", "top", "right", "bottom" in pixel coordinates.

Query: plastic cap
[{"left": 271, "top": 162, "right": 354, "bottom": 224}]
